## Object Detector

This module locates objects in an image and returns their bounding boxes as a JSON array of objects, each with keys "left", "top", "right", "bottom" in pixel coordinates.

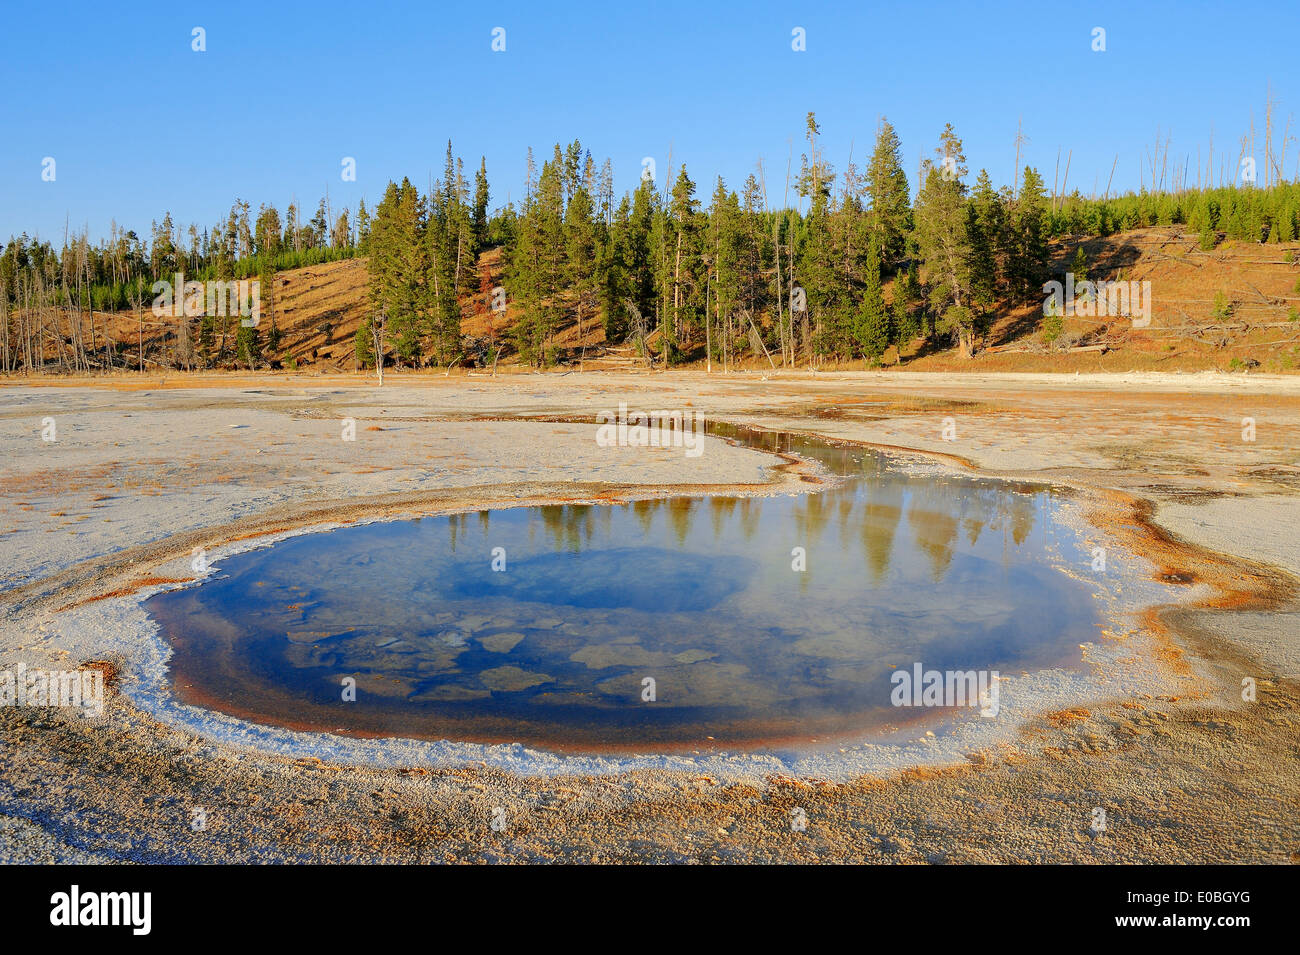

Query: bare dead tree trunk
[
  {"left": 744, "top": 309, "right": 775, "bottom": 370},
  {"left": 704, "top": 269, "right": 712, "bottom": 374},
  {"left": 132, "top": 278, "right": 144, "bottom": 373},
  {"left": 371, "top": 311, "right": 385, "bottom": 386}
]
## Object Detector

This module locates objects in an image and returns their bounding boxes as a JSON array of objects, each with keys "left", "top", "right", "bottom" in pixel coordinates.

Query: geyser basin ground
[
  {"left": 147, "top": 429, "right": 1103, "bottom": 752},
  {"left": 3, "top": 375, "right": 1297, "bottom": 863}
]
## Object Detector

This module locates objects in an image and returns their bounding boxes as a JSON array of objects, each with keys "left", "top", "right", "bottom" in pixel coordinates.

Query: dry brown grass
[{"left": 31, "top": 226, "right": 1300, "bottom": 377}]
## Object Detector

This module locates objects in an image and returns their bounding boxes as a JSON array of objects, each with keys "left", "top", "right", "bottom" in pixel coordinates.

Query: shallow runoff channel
[{"left": 141, "top": 424, "right": 1135, "bottom": 760}]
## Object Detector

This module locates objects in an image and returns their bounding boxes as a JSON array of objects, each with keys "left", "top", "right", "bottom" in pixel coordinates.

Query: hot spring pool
[{"left": 145, "top": 427, "right": 1102, "bottom": 752}]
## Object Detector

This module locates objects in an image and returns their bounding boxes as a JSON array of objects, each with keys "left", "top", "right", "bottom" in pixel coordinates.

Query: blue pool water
[{"left": 146, "top": 427, "right": 1100, "bottom": 752}]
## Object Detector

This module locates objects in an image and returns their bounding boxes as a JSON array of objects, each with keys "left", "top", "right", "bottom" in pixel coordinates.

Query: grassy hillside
[{"left": 75, "top": 226, "right": 1300, "bottom": 375}]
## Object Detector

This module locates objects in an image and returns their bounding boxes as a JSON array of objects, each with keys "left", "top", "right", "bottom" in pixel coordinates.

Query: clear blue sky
[{"left": 2, "top": 0, "right": 1296, "bottom": 245}]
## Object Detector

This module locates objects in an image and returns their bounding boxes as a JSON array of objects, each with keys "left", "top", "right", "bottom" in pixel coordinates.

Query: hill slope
[{"left": 77, "top": 227, "right": 1300, "bottom": 374}]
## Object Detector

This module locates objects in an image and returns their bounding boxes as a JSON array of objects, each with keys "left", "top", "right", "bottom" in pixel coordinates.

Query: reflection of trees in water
[
  {"left": 632, "top": 499, "right": 656, "bottom": 535},
  {"left": 742, "top": 429, "right": 790, "bottom": 458},
  {"left": 538, "top": 504, "right": 595, "bottom": 552},
  {"left": 792, "top": 485, "right": 835, "bottom": 548},
  {"left": 907, "top": 494, "right": 960, "bottom": 581},
  {"left": 957, "top": 484, "right": 994, "bottom": 548},
  {"left": 861, "top": 481, "right": 904, "bottom": 583},
  {"left": 666, "top": 497, "right": 696, "bottom": 545},
  {"left": 904, "top": 482, "right": 1043, "bottom": 581},
  {"left": 837, "top": 493, "right": 855, "bottom": 540},
  {"left": 710, "top": 496, "right": 737, "bottom": 539},
  {"left": 1008, "top": 494, "right": 1036, "bottom": 546},
  {"left": 738, "top": 497, "right": 761, "bottom": 541},
  {"left": 473, "top": 461, "right": 1047, "bottom": 588},
  {"left": 624, "top": 497, "right": 699, "bottom": 544},
  {"left": 447, "top": 511, "right": 470, "bottom": 553},
  {"left": 954, "top": 484, "right": 1041, "bottom": 552}
]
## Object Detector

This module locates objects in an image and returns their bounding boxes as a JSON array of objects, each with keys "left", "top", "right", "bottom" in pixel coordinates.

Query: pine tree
[
  {"left": 890, "top": 295, "right": 914, "bottom": 350},
  {"left": 367, "top": 178, "right": 427, "bottom": 366},
  {"left": 913, "top": 125, "right": 976, "bottom": 356},
  {"left": 309, "top": 198, "right": 329, "bottom": 248},
  {"left": 964, "top": 203, "right": 994, "bottom": 346},
  {"left": 865, "top": 117, "right": 911, "bottom": 265},
  {"left": 356, "top": 199, "right": 371, "bottom": 253},
  {"left": 235, "top": 322, "right": 260, "bottom": 369},
  {"left": 423, "top": 143, "right": 472, "bottom": 364},
  {"left": 355, "top": 319, "right": 374, "bottom": 368},
  {"left": 891, "top": 263, "right": 924, "bottom": 346},
  {"left": 473, "top": 158, "right": 490, "bottom": 246},
  {"left": 969, "top": 170, "right": 1005, "bottom": 299},
  {"left": 1275, "top": 201, "right": 1296, "bottom": 242},
  {"left": 1069, "top": 246, "right": 1088, "bottom": 283},
  {"left": 565, "top": 183, "right": 599, "bottom": 345},
  {"left": 666, "top": 165, "right": 703, "bottom": 361},
  {"left": 966, "top": 201, "right": 996, "bottom": 317},
  {"left": 796, "top": 112, "right": 834, "bottom": 212},
  {"left": 625, "top": 179, "right": 657, "bottom": 337},
  {"left": 508, "top": 153, "right": 566, "bottom": 365},
  {"left": 255, "top": 204, "right": 282, "bottom": 258},
  {"left": 265, "top": 318, "right": 282, "bottom": 354},
  {"left": 599, "top": 195, "right": 632, "bottom": 341},
  {"left": 853, "top": 238, "right": 889, "bottom": 361},
  {"left": 708, "top": 179, "right": 746, "bottom": 368},
  {"left": 1041, "top": 297, "right": 1063, "bottom": 344},
  {"left": 798, "top": 206, "right": 833, "bottom": 356},
  {"left": 1010, "top": 166, "right": 1049, "bottom": 299}
]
